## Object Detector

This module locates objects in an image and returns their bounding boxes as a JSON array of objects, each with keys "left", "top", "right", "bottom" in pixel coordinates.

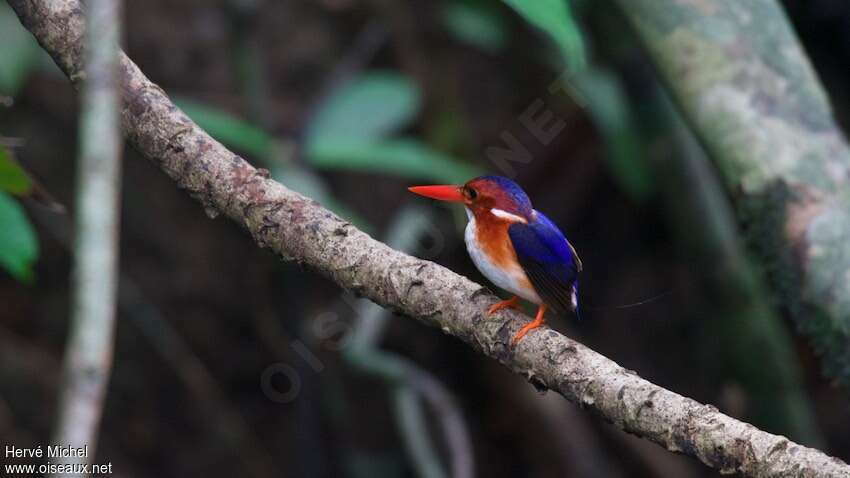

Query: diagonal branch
[{"left": 8, "top": 0, "right": 849, "bottom": 476}]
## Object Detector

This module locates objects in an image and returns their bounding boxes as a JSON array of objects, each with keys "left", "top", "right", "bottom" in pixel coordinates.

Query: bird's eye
[{"left": 465, "top": 188, "right": 478, "bottom": 200}]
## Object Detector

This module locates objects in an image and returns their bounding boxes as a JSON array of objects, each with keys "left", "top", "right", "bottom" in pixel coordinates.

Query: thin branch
[
  {"left": 49, "top": 0, "right": 122, "bottom": 474},
  {"left": 8, "top": 0, "right": 850, "bottom": 476}
]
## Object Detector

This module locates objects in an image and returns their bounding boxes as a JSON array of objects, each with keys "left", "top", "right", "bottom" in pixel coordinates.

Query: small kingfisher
[{"left": 409, "top": 175, "right": 581, "bottom": 344}]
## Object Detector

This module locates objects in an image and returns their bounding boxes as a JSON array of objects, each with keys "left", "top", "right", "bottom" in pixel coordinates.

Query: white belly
[{"left": 464, "top": 211, "right": 541, "bottom": 304}]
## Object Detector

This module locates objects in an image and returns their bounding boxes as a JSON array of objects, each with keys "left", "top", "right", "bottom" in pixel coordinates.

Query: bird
[{"left": 408, "top": 175, "right": 581, "bottom": 345}]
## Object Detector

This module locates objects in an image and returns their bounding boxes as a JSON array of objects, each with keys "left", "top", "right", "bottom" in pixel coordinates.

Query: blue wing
[{"left": 508, "top": 211, "right": 581, "bottom": 314}]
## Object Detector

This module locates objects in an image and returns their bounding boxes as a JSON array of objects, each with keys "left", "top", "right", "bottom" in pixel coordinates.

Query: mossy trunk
[{"left": 617, "top": 0, "right": 850, "bottom": 384}]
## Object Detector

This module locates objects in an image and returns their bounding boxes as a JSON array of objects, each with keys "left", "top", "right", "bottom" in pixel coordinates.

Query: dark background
[{"left": 1, "top": 0, "right": 849, "bottom": 476}]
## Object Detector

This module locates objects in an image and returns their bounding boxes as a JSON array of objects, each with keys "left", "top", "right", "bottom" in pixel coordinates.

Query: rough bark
[
  {"left": 50, "top": 0, "right": 122, "bottom": 475},
  {"left": 616, "top": 0, "right": 850, "bottom": 384},
  {"left": 8, "top": 0, "right": 850, "bottom": 476}
]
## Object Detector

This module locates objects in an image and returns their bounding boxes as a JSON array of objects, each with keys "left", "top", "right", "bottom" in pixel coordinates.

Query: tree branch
[{"left": 8, "top": 0, "right": 849, "bottom": 476}]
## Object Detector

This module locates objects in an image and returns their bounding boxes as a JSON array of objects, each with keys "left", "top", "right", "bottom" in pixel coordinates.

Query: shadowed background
[{"left": 1, "top": 0, "right": 848, "bottom": 476}]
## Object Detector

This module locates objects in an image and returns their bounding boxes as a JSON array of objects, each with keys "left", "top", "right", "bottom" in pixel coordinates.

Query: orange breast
[
  {"left": 474, "top": 215, "right": 535, "bottom": 292},
  {"left": 476, "top": 219, "right": 513, "bottom": 267}
]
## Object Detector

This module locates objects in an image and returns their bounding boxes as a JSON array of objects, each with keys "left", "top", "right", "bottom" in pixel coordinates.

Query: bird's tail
[{"left": 576, "top": 287, "right": 672, "bottom": 318}]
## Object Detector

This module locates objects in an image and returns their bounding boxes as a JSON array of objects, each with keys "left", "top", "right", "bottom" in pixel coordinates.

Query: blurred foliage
[
  {"left": 305, "top": 71, "right": 420, "bottom": 144},
  {"left": 0, "top": 4, "right": 42, "bottom": 97},
  {"left": 0, "top": 3, "right": 63, "bottom": 94},
  {"left": 176, "top": 98, "right": 276, "bottom": 160},
  {"left": 0, "top": 2, "right": 55, "bottom": 285},
  {"left": 0, "top": 147, "right": 32, "bottom": 194},
  {"left": 310, "top": 139, "right": 479, "bottom": 184},
  {"left": 441, "top": 1, "right": 508, "bottom": 53},
  {"left": 499, "top": 0, "right": 651, "bottom": 200},
  {"left": 179, "top": 71, "right": 481, "bottom": 185},
  {"left": 572, "top": 69, "right": 653, "bottom": 199},
  {"left": 177, "top": 97, "right": 370, "bottom": 228},
  {"left": 0, "top": 147, "right": 37, "bottom": 283},
  {"left": 501, "top": 0, "right": 586, "bottom": 71},
  {"left": 177, "top": 69, "right": 482, "bottom": 234},
  {"left": 0, "top": 190, "right": 37, "bottom": 282},
  {"left": 0, "top": 186, "right": 37, "bottom": 285},
  {"left": 305, "top": 70, "right": 481, "bottom": 183}
]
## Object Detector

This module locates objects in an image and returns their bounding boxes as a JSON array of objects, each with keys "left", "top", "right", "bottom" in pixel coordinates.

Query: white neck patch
[{"left": 490, "top": 208, "right": 527, "bottom": 224}]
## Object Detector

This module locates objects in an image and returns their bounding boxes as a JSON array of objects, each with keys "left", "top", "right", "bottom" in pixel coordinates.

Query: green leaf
[
  {"left": 175, "top": 98, "right": 274, "bottom": 159},
  {"left": 176, "top": 96, "right": 478, "bottom": 185},
  {"left": 0, "top": 147, "right": 31, "bottom": 194},
  {"left": 308, "top": 138, "right": 482, "bottom": 184},
  {"left": 442, "top": 2, "right": 507, "bottom": 53},
  {"left": 0, "top": 4, "right": 43, "bottom": 96},
  {"left": 573, "top": 68, "right": 652, "bottom": 199},
  {"left": 307, "top": 71, "right": 421, "bottom": 144},
  {"left": 0, "top": 190, "right": 38, "bottom": 282},
  {"left": 501, "top": 0, "right": 586, "bottom": 70}
]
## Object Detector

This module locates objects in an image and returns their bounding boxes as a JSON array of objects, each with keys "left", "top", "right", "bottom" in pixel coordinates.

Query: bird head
[{"left": 408, "top": 175, "right": 532, "bottom": 223}]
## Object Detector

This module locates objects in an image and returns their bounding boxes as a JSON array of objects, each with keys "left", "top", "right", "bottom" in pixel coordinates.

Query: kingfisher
[{"left": 409, "top": 175, "right": 581, "bottom": 344}]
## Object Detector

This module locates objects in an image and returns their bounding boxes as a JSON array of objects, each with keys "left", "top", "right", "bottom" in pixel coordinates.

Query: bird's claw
[
  {"left": 511, "top": 303, "right": 547, "bottom": 345},
  {"left": 487, "top": 296, "right": 521, "bottom": 316},
  {"left": 511, "top": 321, "right": 542, "bottom": 344}
]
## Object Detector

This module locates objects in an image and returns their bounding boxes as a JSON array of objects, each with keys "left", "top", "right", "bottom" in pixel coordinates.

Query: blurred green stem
[
  {"left": 344, "top": 206, "right": 474, "bottom": 478},
  {"left": 51, "top": 0, "right": 122, "bottom": 475},
  {"left": 393, "top": 388, "right": 444, "bottom": 478},
  {"left": 616, "top": 0, "right": 850, "bottom": 384},
  {"left": 226, "top": 0, "right": 273, "bottom": 130}
]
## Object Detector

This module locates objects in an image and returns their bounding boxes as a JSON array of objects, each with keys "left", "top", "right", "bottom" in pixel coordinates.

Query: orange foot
[
  {"left": 487, "top": 296, "right": 521, "bottom": 316},
  {"left": 512, "top": 304, "right": 547, "bottom": 345}
]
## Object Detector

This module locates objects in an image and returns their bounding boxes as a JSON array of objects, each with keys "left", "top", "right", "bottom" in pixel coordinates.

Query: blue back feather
[{"left": 508, "top": 211, "right": 580, "bottom": 314}]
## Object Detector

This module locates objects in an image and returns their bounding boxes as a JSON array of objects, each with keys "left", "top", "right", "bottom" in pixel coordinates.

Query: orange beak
[{"left": 408, "top": 185, "right": 464, "bottom": 202}]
